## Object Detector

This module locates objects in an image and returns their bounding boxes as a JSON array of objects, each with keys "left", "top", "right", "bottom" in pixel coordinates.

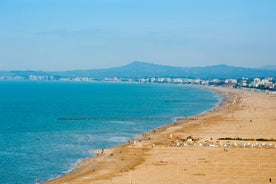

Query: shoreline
[
  {"left": 45, "top": 86, "right": 276, "bottom": 184},
  {"left": 44, "top": 85, "right": 224, "bottom": 182}
]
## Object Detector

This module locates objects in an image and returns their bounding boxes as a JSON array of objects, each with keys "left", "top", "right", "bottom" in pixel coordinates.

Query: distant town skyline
[{"left": 0, "top": 0, "right": 275, "bottom": 71}]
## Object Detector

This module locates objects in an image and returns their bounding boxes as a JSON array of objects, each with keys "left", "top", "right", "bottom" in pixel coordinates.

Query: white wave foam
[
  {"left": 105, "top": 136, "right": 129, "bottom": 143},
  {"left": 110, "top": 121, "right": 135, "bottom": 125}
]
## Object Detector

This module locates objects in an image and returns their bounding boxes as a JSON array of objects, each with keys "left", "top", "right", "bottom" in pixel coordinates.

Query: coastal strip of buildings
[{"left": 1, "top": 74, "right": 276, "bottom": 92}]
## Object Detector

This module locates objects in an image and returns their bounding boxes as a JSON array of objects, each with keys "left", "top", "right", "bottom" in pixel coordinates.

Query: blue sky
[{"left": 0, "top": 0, "right": 275, "bottom": 70}]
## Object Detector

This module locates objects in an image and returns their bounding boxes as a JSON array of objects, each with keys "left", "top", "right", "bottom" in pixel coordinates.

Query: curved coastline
[
  {"left": 174, "top": 85, "right": 225, "bottom": 122},
  {"left": 45, "top": 86, "right": 276, "bottom": 184},
  {"left": 44, "top": 86, "right": 225, "bottom": 184}
]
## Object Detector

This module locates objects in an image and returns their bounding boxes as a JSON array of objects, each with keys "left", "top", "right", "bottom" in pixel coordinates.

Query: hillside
[{"left": 1, "top": 61, "right": 275, "bottom": 80}]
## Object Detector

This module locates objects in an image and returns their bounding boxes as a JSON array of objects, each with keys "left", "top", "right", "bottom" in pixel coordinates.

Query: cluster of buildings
[
  {"left": 1, "top": 74, "right": 276, "bottom": 91},
  {"left": 28, "top": 75, "right": 55, "bottom": 81},
  {"left": 136, "top": 77, "right": 276, "bottom": 91},
  {"left": 168, "top": 136, "right": 276, "bottom": 149},
  {"left": 203, "top": 77, "right": 276, "bottom": 90}
]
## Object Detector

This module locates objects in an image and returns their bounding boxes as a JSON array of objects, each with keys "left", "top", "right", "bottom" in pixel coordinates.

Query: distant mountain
[
  {"left": 71, "top": 61, "right": 275, "bottom": 79},
  {"left": 179, "top": 64, "right": 276, "bottom": 79},
  {"left": 1, "top": 61, "right": 275, "bottom": 80}
]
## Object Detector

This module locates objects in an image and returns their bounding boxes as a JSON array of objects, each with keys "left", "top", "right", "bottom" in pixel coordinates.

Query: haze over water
[{"left": 0, "top": 81, "right": 221, "bottom": 184}]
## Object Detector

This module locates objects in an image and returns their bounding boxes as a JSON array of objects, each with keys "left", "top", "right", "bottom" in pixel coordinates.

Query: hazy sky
[{"left": 0, "top": 0, "right": 275, "bottom": 70}]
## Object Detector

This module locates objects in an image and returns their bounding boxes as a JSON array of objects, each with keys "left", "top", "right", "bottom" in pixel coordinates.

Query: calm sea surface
[{"left": 0, "top": 81, "right": 222, "bottom": 184}]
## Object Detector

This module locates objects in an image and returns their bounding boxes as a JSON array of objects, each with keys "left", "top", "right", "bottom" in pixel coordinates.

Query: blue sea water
[{"left": 0, "top": 81, "right": 221, "bottom": 184}]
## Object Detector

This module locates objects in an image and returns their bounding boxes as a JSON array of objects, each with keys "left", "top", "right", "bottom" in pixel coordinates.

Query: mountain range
[{"left": 1, "top": 61, "right": 275, "bottom": 80}]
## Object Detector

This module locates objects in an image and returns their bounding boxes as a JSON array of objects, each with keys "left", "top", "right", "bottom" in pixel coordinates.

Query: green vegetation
[{"left": 218, "top": 137, "right": 276, "bottom": 142}]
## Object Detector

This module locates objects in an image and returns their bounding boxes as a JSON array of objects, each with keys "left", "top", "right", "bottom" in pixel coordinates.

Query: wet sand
[{"left": 46, "top": 87, "right": 276, "bottom": 184}]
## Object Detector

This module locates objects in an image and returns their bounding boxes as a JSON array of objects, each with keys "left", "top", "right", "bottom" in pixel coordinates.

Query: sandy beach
[{"left": 46, "top": 87, "right": 276, "bottom": 184}]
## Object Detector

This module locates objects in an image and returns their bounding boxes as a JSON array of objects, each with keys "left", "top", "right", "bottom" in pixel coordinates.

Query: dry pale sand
[{"left": 46, "top": 87, "right": 276, "bottom": 184}]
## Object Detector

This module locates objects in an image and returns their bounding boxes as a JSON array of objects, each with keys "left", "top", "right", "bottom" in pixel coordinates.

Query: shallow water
[{"left": 0, "top": 81, "right": 221, "bottom": 184}]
